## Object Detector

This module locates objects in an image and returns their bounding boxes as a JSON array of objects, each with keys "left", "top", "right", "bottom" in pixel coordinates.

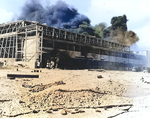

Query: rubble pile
[
  {"left": 21, "top": 89, "right": 104, "bottom": 111},
  {"left": 0, "top": 69, "right": 137, "bottom": 117},
  {"left": 22, "top": 81, "right": 66, "bottom": 92},
  {"left": 19, "top": 79, "right": 127, "bottom": 113}
]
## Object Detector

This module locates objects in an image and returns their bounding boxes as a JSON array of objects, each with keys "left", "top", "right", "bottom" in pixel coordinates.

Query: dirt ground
[{"left": 0, "top": 67, "right": 150, "bottom": 118}]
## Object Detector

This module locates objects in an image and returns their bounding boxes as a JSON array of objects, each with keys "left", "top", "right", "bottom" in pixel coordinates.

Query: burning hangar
[{"left": 0, "top": 20, "right": 146, "bottom": 69}]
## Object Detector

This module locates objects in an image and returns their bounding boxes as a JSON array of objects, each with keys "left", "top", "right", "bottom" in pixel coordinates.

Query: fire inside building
[{"left": 0, "top": 20, "right": 147, "bottom": 70}]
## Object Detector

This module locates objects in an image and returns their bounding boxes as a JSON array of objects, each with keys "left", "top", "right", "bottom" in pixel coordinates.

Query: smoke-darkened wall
[{"left": 17, "top": 0, "right": 90, "bottom": 29}]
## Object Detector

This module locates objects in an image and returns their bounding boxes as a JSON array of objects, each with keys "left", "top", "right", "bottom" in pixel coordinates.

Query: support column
[
  {"left": 15, "top": 30, "right": 18, "bottom": 59},
  {"left": 25, "top": 28, "right": 27, "bottom": 61},
  {"left": 7, "top": 37, "right": 11, "bottom": 58},
  {"left": 3, "top": 38, "right": 8, "bottom": 58},
  {"left": 0, "top": 38, "right": 4, "bottom": 57},
  {"left": 12, "top": 37, "right": 15, "bottom": 58}
]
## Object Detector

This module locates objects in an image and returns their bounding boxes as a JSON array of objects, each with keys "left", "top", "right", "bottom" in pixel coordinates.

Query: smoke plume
[
  {"left": 17, "top": 1, "right": 139, "bottom": 46},
  {"left": 110, "top": 28, "right": 139, "bottom": 46},
  {"left": 107, "top": 15, "right": 139, "bottom": 46},
  {"left": 17, "top": 0, "right": 90, "bottom": 29},
  {"left": 125, "top": 31, "right": 139, "bottom": 46}
]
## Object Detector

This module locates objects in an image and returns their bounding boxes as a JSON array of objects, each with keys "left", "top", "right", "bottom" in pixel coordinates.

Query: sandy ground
[{"left": 0, "top": 67, "right": 150, "bottom": 118}]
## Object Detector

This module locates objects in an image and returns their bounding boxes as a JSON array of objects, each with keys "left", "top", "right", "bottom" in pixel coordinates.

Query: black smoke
[{"left": 17, "top": 0, "right": 90, "bottom": 29}]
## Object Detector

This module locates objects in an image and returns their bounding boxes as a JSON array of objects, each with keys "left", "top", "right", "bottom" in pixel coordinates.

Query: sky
[{"left": 0, "top": 0, "right": 150, "bottom": 50}]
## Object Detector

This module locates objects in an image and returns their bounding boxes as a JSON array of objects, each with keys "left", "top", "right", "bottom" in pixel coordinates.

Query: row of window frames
[{"left": 55, "top": 44, "right": 140, "bottom": 59}]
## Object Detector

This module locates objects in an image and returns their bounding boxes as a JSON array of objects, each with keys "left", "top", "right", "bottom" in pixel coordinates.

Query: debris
[
  {"left": 33, "top": 110, "right": 40, "bottom": 113},
  {"left": 0, "top": 61, "right": 4, "bottom": 67},
  {"left": 61, "top": 109, "right": 67, "bottom": 115},
  {"left": 107, "top": 111, "right": 126, "bottom": 118},
  {"left": 18, "top": 64, "right": 25, "bottom": 67},
  {"left": 28, "top": 81, "right": 66, "bottom": 92},
  {"left": 88, "top": 69, "right": 105, "bottom": 72},
  {"left": 64, "top": 109, "right": 72, "bottom": 113},
  {"left": 23, "top": 79, "right": 31, "bottom": 81},
  {"left": 0, "top": 69, "right": 135, "bottom": 117},
  {"left": 74, "top": 108, "right": 79, "bottom": 111},
  {"left": 71, "top": 111, "right": 76, "bottom": 114},
  {"left": 104, "top": 107, "right": 107, "bottom": 110},
  {"left": 121, "top": 106, "right": 132, "bottom": 112},
  {"left": 22, "top": 82, "right": 34, "bottom": 88},
  {"left": 33, "top": 69, "right": 42, "bottom": 73},
  {"left": 78, "top": 109, "right": 85, "bottom": 113},
  {"left": 55, "top": 80, "right": 66, "bottom": 85},
  {"left": 95, "top": 109, "right": 101, "bottom": 113},
  {"left": 46, "top": 110, "right": 52, "bottom": 113},
  {"left": 19, "top": 100, "right": 25, "bottom": 104},
  {"left": 141, "top": 77, "right": 150, "bottom": 84},
  {"left": 0, "top": 99, "right": 12, "bottom": 102},
  {"left": 3, "top": 111, "right": 32, "bottom": 117},
  {"left": 52, "top": 108, "right": 58, "bottom": 111},
  {"left": 97, "top": 75, "right": 103, "bottom": 78}
]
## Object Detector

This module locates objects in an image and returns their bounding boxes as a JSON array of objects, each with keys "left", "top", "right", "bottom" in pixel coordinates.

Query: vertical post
[
  {"left": 1, "top": 26, "right": 4, "bottom": 34},
  {"left": 36, "top": 25, "right": 38, "bottom": 58},
  {"left": 46, "top": 27, "right": 47, "bottom": 35},
  {"left": 12, "top": 37, "right": 15, "bottom": 58},
  {"left": 15, "top": 29, "right": 18, "bottom": 60},
  {"left": 21, "top": 36, "right": 23, "bottom": 61},
  {"left": 25, "top": 28, "right": 27, "bottom": 61},
  {"left": 3, "top": 38, "right": 8, "bottom": 58},
  {"left": 40, "top": 26, "right": 43, "bottom": 64},
  {"left": 109, "top": 50, "right": 110, "bottom": 70},
  {"left": 35, "top": 25, "right": 39, "bottom": 68},
  {"left": 58, "top": 29, "right": 60, "bottom": 39},
  {"left": 0, "top": 39, "right": 1, "bottom": 57},
  {"left": 7, "top": 37, "right": 11, "bottom": 58},
  {"left": 75, "top": 33, "right": 77, "bottom": 42},
  {"left": 128, "top": 52, "right": 129, "bottom": 70},
  {"left": 52, "top": 28, "right": 55, "bottom": 38},
  {"left": 0, "top": 38, "right": 4, "bottom": 57},
  {"left": 64, "top": 31, "right": 66, "bottom": 40},
  {"left": 84, "top": 35, "right": 86, "bottom": 43},
  {"left": 116, "top": 51, "right": 117, "bottom": 70}
]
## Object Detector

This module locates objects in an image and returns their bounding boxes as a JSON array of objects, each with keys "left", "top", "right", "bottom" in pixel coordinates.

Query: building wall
[
  {"left": 22, "top": 36, "right": 38, "bottom": 68},
  {"left": 0, "top": 58, "right": 15, "bottom": 67}
]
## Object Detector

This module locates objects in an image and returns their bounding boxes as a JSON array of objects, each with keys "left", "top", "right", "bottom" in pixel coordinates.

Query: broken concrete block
[{"left": 61, "top": 109, "right": 67, "bottom": 115}]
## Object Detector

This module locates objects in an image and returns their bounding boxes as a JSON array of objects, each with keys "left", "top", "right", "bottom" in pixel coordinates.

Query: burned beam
[{"left": 7, "top": 74, "right": 39, "bottom": 79}]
